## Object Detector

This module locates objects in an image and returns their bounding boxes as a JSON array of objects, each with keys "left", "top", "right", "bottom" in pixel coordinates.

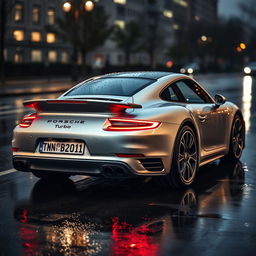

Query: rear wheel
[
  {"left": 157, "top": 125, "right": 199, "bottom": 188},
  {"left": 225, "top": 114, "right": 244, "bottom": 160},
  {"left": 32, "top": 170, "right": 71, "bottom": 180}
]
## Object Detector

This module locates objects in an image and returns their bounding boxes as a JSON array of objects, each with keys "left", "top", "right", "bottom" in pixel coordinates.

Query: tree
[
  {"left": 142, "top": 6, "right": 167, "bottom": 69},
  {"left": 112, "top": 21, "right": 142, "bottom": 66},
  {"left": 48, "top": 2, "right": 112, "bottom": 78}
]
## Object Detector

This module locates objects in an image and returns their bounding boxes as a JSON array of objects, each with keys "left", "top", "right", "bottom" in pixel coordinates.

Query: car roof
[{"left": 99, "top": 71, "right": 173, "bottom": 80}]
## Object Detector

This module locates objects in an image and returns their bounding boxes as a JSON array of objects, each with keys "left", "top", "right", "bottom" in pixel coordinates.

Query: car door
[{"left": 174, "top": 80, "right": 229, "bottom": 151}]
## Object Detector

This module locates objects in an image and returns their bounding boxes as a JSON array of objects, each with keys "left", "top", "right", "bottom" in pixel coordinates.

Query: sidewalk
[{"left": 0, "top": 77, "right": 80, "bottom": 97}]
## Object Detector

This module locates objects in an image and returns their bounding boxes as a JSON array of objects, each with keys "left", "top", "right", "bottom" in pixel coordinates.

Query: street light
[
  {"left": 236, "top": 46, "right": 242, "bottom": 53},
  {"left": 63, "top": 0, "right": 94, "bottom": 13},
  {"left": 201, "top": 35, "right": 207, "bottom": 42},
  {"left": 85, "top": 1, "right": 94, "bottom": 11},
  {"left": 240, "top": 43, "right": 246, "bottom": 50},
  {"left": 63, "top": 2, "right": 72, "bottom": 12}
]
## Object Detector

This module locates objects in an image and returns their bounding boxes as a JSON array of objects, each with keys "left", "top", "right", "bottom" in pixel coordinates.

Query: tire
[
  {"left": 157, "top": 125, "right": 199, "bottom": 188},
  {"left": 225, "top": 114, "right": 245, "bottom": 161},
  {"left": 32, "top": 170, "right": 71, "bottom": 181}
]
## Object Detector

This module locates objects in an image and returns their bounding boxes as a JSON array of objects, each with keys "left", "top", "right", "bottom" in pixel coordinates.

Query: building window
[
  {"left": 163, "top": 10, "right": 173, "bottom": 18},
  {"left": 31, "top": 50, "right": 42, "bottom": 62},
  {"left": 13, "top": 30, "right": 25, "bottom": 41},
  {"left": 77, "top": 53, "right": 82, "bottom": 65},
  {"left": 14, "top": 3, "right": 23, "bottom": 22},
  {"left": 14, "top": 52, "right": 23, "bottom": 63},
  {"left": 32, "top": 6, "right": 40, "bottom": 24},
  {"left": 114, "top": 20, "right": 125, "bottom": 29},
  {"left": 48, "top": 51, "right": 57, "bottom": 63},
  {"left": 61, "top": 52, "right": 69, "bottom": 64},
  {"left": 113, "top": 0, "right": 126, "bottom": 4},
  {"left": 173, "top": 24, "right": 180, "bottom": 30},
  {"left": 47, "top": 9, "right": 55, "bottom": 25},
  {"left": 4, "top": 49, "right": 7, "bottom": 61},
  {"left": 46, "top": 33, "right": 56, "bottom": 43},
  {"left": 31, "top": 32, "right": 41, "bottom": 42},
  {"left": 173, "top": 0, "right": 188, "bottom": 7}
]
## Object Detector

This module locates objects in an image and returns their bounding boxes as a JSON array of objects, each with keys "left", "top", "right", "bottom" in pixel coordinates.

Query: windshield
[{"left": 66, "top": 77, "right": 155, "bottom": 97}]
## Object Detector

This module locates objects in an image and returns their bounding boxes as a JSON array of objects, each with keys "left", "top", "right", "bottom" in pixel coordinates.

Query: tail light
[
  {"left": 103, "top": 118, "right": 161, "bottom": 131},
  {"left": 109, "top": 104, "right": 132, "bottom": 114},
  {"left": 19, "top": 113, "right": 38, "bottom": 128}
]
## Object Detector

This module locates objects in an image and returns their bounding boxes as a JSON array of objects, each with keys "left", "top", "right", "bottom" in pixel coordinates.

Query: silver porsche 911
[{"left": 12, "top": 72, "right": 245, "bottom": 187}]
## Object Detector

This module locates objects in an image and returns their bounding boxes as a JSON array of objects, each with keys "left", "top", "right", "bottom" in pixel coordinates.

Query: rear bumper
[{"left": 13, "top": 155, "right": 166, "bottom": 178}]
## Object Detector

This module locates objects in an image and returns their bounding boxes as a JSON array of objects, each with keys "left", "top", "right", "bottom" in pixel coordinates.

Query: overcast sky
[{"left": 218, "top": 0, "right": 242, "bottom": 18}]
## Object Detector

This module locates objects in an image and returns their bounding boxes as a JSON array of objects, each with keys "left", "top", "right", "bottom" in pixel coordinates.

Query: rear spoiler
[{"left": 23, "top": 99, "right": 142, "bottom": 114}]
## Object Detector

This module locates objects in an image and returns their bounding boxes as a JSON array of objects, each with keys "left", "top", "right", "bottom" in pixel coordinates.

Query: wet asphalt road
[{"left": 0, "top": 73, "right": 256, "bottom": 256}]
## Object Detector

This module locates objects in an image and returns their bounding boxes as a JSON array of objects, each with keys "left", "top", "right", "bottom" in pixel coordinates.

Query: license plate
[{"left": 39, "top": 141, "right": 85, "bottom": 155}]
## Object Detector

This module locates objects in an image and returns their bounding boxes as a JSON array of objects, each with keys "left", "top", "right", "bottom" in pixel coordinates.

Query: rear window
[{"left": 66, "top": 77, "right": 155, "bottom": 97}]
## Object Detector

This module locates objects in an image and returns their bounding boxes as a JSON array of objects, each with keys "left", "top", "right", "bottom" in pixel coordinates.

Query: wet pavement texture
[
  {"left": 1, "top": 159, "right": 255, "bottom": 256},
  {"left": 0, "top": 73, "right": 256, "bottom": 255}
]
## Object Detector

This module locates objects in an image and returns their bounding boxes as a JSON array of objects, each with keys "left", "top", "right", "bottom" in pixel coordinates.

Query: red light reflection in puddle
[
  {"left": 20, "top": 209, "right": 28, "bottom": 223},
  {"left": 19, "top": 225, "right": 39, "bottom": 256},
  {"left": 19, "top": 209, "right": 39, "bottom": 256},
  {"left": 110, "top": 217, "right": 160, "bottom": 256}
]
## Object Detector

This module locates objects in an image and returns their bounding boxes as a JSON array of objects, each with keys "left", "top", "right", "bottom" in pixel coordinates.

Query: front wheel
[{"left": 157, "top": 125, "right": 199, "bottom": 188}]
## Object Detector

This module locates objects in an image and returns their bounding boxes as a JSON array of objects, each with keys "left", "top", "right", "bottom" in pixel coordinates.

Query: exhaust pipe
[
  {"left": 13, "top": 159, "right": 29, "bottom": 172},
  {"left": 115, "top": 167, "right": 125, "bottom": 177},
  {"left": 103, "top": 166, "right": 127, "bottom": 178},
  {"left": 103, "top": 166, "right": 114, "bottom": 177}
]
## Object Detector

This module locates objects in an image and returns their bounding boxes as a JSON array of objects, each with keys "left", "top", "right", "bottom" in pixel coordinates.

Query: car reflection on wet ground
[{"left": 11, "top": 160, "right": 250, "bottom": 256}]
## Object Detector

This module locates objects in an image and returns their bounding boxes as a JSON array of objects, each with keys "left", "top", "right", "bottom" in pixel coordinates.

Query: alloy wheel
[
  {"left": 232, "top": 117, "right": 244, "bottom": 158},
  {"left": 178, "top": 130, "right": 198, "bottom": 184}
]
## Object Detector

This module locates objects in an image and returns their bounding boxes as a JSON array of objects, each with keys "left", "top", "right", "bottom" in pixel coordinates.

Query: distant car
[
  {"left": 12, "top": 72, "right": 245, "bottom": 188},
  {"left": 243, "top": 62, "right": 256, "bottom": 75},
  {"left": 180, "top": 63, "right": 200, "bottom": 74}
]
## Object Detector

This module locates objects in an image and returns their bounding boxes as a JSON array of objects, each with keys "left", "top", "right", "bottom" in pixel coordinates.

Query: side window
[
  {"left": 161, "top": 86, "right": 179, "bottom": 102},
  {"left": 175, "top": 80, "right": 212, "bottom": 103}
]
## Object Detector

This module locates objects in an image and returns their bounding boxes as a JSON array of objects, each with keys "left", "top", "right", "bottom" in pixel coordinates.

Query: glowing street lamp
[
  {"left": 85, "top": 1, "right": 94, "bottom": 11},
  {"left": 201, "top": 35, "right": 207, "bottom": 42},
  {"left": 236, "top": 46, "right": 242, "bottom": 53},
  {"left": 63, "top": 2, "right": 72, "bottom": 12},
  {"left": 62, "top": 0, "right": 94, "bottom": 13},
  {"left": 240, "top": 43, "right": 246, "bottom": 50}
]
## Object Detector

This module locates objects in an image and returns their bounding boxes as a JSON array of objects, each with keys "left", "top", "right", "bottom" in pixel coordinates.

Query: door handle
[{"left": 198, "top": 115, "right": 207, "bottom": 122}]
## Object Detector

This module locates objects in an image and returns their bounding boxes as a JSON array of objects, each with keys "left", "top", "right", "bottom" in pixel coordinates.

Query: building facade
[
  {"left": 188, "top": 0, "right": 218, "bottom": 24},
  {"left": 89, "top": 0, "right": 175, "bottom": 67},
  {"left": 2, "top": 0, "right": 218, "bottom": 67},
  {"left": 4, "top": 0, "right": 71, "bottom": 64}
]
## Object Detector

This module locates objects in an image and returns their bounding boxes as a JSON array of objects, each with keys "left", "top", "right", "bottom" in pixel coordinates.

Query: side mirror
[{"left": 215, "top": 94, "right": 226, "bottom": 107}]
